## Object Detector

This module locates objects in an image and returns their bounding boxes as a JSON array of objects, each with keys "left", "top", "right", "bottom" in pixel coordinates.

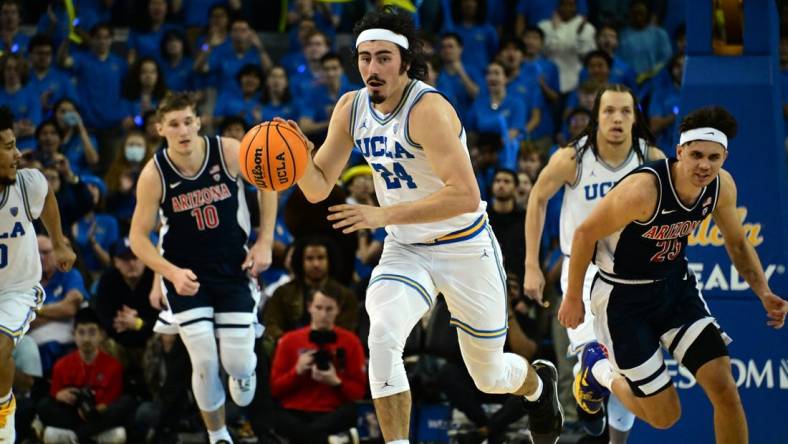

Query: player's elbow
[{"left": 459, "top": 185, "right": 481, "bottom": 213}]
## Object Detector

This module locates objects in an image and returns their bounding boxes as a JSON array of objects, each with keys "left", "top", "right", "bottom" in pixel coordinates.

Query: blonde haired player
[
  {"left": 0, "top": 106, "right": 76, "bottom": 442},
  {"left": 278, "top": 8, "right": 563, "bottom": 444}
]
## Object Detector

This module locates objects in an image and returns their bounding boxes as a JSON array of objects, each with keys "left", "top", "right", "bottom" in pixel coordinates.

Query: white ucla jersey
[
  {"left": 559, "top": 136, "right": 649, "bottom": 255},
  {"left": 0, "top": 169, "right": 48, "bottom": 293},
  {"left": 349, "top": 79, "right": 486, "bottom": 244}
]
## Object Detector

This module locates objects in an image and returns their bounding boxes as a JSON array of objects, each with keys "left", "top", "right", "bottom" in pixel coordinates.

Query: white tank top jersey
[
  {"left": 349, "top": 79, "right": 486, "bottom": 244},
  {"left": 559, "top": 136, "right": 649, "bottom": 255},
  {"left": 0, "top": 169, "right": 48, "bottom": 293}
]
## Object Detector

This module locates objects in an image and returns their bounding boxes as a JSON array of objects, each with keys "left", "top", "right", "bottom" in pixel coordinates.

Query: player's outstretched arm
[
  {"left": 39, "top": 180, "right": 76, "bottom": 272},
  {"left": 559, "top": 173, "right": 657, "bottom": 328},
  {"left": 277, "top": 91, "right": 355, "bottom": 203},
  {"left": 524, "top": 147, "right": 577, "bottom": 305},
  {"left": 712, "top": 170, "right": 787, "bottom": 329},
  {"left": 386, "top": 93, "right": 480, "bottom": 224},
  {"left": 221, "top": 136, "right": 277, "bottom": 275},
  {"left": 130, "top": 161, "right": 199, "bottom": 296}
]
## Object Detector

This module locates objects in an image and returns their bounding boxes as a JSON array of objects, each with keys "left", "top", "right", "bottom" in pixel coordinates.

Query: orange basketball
[{"left": 239, "top": 121, "right": 309, "bottom": 191}]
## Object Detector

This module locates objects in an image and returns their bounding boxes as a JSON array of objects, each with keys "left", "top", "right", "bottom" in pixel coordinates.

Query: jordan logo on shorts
[{"left": 481, "top": 249, "right": 489, "bottom": 258}]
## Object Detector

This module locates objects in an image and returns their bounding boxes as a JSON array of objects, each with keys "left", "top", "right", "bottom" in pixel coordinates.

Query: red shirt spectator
[
  {"left": 270, "top": 325, "right": 366, "bottom": 412},
  {"left": 49, "top": 349, "right": 123, "bottom": 406}
]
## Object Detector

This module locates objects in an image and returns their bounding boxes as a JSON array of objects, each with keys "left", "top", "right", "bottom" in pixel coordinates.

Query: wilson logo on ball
[{"left": 240, "top": 122, "right": 308, "bottom": 191}]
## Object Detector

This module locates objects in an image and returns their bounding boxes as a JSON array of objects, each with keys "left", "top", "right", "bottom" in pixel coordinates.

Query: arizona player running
[
  {"left": 130, "top": 92, "right": 277, "bottom": 444},
  {"left": 524, "top": 84, "right": 664, "bottom": 442},
  {"left": 559, "top": 106, "right": 788, "bottom": 443},
  {"left": 0, "top": 106, "right": 76, "bottom": 442}
]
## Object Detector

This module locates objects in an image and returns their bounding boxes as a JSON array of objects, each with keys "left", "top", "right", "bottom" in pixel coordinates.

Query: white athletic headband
[
  {"left": 355, "top": 28, "right": 409, "bottom": 50},
  {"left": 679, "top": 127, "right": 728, "bottom": 150}
]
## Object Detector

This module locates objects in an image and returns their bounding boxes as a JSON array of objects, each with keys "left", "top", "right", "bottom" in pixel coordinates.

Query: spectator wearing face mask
[
  {"left": 52, "top": 98, "right": 99, "bottom": 175},
  {"left": 105, "top": 130, "right": 152, "bottom": 234}
]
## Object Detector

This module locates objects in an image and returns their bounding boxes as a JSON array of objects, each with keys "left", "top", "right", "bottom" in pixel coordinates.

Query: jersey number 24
[{"left": 371, "top": 162, "right": 417, "bottom": 190}]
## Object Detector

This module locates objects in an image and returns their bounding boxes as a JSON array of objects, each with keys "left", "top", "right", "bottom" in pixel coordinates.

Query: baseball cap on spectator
[
  {"left": 110, "top": 237, "right": 135, "bottom": 260},
  {"left": 80, "top": 174, "right": 107, "bottom": 197}
]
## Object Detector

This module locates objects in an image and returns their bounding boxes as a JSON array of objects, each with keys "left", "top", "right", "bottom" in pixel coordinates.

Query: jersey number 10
[{"left": 190, "top": 205, "right": 220, "bottom": 231}]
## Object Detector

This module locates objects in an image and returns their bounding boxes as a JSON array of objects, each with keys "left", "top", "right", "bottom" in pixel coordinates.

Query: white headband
[
  {"left": 355, "top": 28, "right": 409, "bottom": 50},
  {"left": 679, "top": 127, "right": 728, "bottom": 149}
]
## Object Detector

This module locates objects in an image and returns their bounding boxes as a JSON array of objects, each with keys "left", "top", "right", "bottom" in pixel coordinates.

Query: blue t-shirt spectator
[
  {"left": 208, "top": 44, "right": 262, "bottom": 93},
  {"left": 128, "top": 24, "right": 182, "bottom": 62},
  {"left": 436, "top": 65, "right": 484, "bottom": 123},
  {"left": 72, "top": 213, "right": 119, "bottom": 275},
  {"left": 61, "top": 131, "right": 99, "bottom": 176},
  {"left": 451, "top": 24, "right": 499, "bottom": 72},
  {"left": 466, "top": 92, "right": 526, "bottom": 139},
  {"left": 70, "top": 50, "right": 127, "bottom": 129},
  {"left": 0, "top": 85, "right": 41, "bottom": 149},
  {"left": 160, "top": 56, "right": 198, "bottom": 92},
  {"left": 507, "top": 73, "right": 544, "bottom": 138},
  {"left": 579, "top": 56, "right": 638, "bottom": 91},
  {"left": 355, "top": 228, "right": 386, "bottom": 282},
  {"left": 213, "top": 91, "right": 263, "bottom": 126},
  {"left": 299, "top": 79, "right": 358, "bottom": 124},
  {"left": 37, "top": 269, "right": 89, "bottom": 373},
  {"left": 619, "top": 25, "right": 672, "bottom": 78},
  {"left": 26, "top": 67, "right": 79, "bottom": 113},
  {"left": 519, "top": 58, "right": 560, "bottom": 139},
  {"left": 180, "top": 0, "right": 228, "bottom": 28},
  {"left": 261, "top": 101, "right": 300, "bottom": 123},
  {"left": 648, "top": 82, "right": 681, "bottom": 150}
]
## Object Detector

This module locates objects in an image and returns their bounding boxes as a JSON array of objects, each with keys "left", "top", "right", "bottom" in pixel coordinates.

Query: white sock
[
  {"left": 591, "top": 358, "right": 615, "bottom": 390},
  {"left": 387, "top": 440, "right": 409, "bottom": 444},
  {"left": 0, "top": 390, "right": 11, "bottom": 405},
  {"left": 524, "top": 375, "right": 543, "bottom": 402},
  {"left": 208, "top": 426, "right": 232, "bottom": 444}
]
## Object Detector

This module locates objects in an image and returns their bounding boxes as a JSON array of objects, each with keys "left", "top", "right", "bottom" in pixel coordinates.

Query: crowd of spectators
[{"left": 0, "top": 0, "right": 699, "bottom": 442}]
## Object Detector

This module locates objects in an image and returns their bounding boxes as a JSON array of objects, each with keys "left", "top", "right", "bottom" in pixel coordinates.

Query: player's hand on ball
[
  {"left": 558, "top": 295, "right": 584, "bottom": 329},
  {"left": 169, "top": 267, "right": 200, "bottom": 296},
  {"left": 762, "top": 292, "right": 788, "bottom": 329},
  {"left": 271, "top": 117, "right": 314, "bottom": 154},
  {"left": 53, "top": 242, "right": 76, "bottom": 272},
  {"left": 523, "top": 263, "right": 549, "bottom": 308},
  {"left": 327, "top": 204, "right": 387, "bottom": 234}
]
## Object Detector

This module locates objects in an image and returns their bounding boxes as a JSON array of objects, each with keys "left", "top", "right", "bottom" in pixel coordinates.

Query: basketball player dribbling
[
  {"left": 277, "top": 8, "right": 563, "bottom": 444},
  {"left": 524, "top": 85, "right": 664, "bottom": 442},
  {"left": 0, "top": 106, "right": 76, "bottom": 442},
  {"left": 130, "top": 92, "right": 278, "bottom": 444},
  {"left": 559, "top": 106, "right": 788, "bottom": 443}
]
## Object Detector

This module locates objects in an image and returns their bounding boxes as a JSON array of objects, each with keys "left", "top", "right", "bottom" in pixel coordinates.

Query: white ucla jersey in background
[
  {"left": 349, "top": 79, "right": 486, "bottom": 244},
  {"left": 0, "top": 169, "right": 48, "bottom": 293},
  {"left": 559, "top": 136, "right": 649, "bottom": 255}
]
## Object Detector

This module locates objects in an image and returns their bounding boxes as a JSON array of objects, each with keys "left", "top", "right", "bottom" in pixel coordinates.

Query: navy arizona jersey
[
  {"left": 154, "top": 135, "right": 251, "bottom": 265},
  {"left": 594, "top": 158, "right": 720, "bottom": 280}
]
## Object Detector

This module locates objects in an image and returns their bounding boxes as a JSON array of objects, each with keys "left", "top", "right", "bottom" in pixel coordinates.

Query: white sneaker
[
  {"left": 42, "top": 426, "right": 78, "bottom": 444},
  {"left": 95, "top": 426, "right": 127, "bottom": 443},
  {"left": 229, "top": 372, "right": 256, "bottom": 407}
]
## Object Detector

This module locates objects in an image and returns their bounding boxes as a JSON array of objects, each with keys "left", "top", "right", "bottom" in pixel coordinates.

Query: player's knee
[
  {"left": 467, "top": 369, "right": 501, "bottom": 394},
  {"left": 219, "top": 330, "right": 256, "bottom": 378},
  {"left": 367, "top": 320, "right": 403, "bottom": 353}
]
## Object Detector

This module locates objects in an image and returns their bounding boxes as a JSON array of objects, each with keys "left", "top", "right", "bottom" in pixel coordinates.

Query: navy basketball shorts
[
  {"left": 162, "top": 257, "right": 258, "bottom": 335},
  {"left": 590, "top": 271, "right": 732, "bottom": 397}
]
